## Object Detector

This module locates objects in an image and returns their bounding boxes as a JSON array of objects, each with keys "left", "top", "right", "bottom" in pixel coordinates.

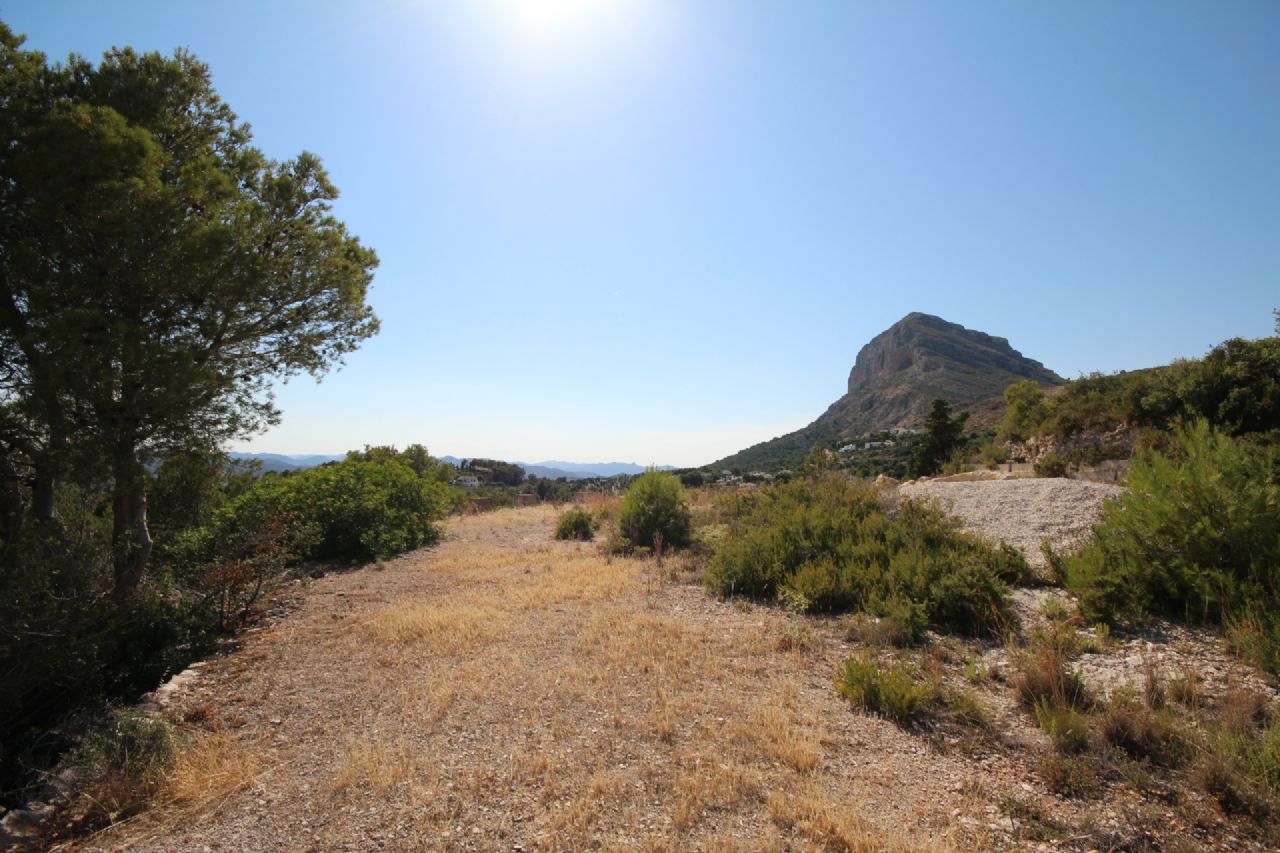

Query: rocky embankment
[{"left": 899, "top": 477, "right": 1122, "bottom": 568}]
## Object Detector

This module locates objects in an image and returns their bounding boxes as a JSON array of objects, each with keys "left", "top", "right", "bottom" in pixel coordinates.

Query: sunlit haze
[{"left": 6, "top": 1, "right": 1278, "bottom": 466}]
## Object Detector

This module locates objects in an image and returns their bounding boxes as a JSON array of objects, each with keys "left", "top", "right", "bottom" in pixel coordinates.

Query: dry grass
[
  {"left": 741, "top": 706, "right": 822, "bottom": 773},
  {"left": 329, "top": 734, "right": 420, "bottom": 799},
  {"left": 366, "top": 599, "right": 500, "bottom": 648},
  {"left": 767, "top": 784, "right": 954, "bottom": 852}
]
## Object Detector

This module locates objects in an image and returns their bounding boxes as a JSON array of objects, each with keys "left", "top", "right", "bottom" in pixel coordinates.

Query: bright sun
[{"left": 502, "top": 0, "right": 635, "bottom": 50}]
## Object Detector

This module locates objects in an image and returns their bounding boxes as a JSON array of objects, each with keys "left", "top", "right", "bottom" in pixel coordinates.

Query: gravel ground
[{"left": 898, "top": 478, "right": 1123, "bottom": 568}]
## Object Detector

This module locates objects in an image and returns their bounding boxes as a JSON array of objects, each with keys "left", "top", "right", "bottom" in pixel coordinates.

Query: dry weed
[
  {"left": 367, "top": 599, "right": 499, "bottom": 649},
  {"left": 740, "top": 706, "right": 821, "bottom": 773},
  {"left": 768, "top": 785, "right": 948, "bottom": 852},
  {"left": 329, "top": 735, "right": 419, "bottom": 799}
]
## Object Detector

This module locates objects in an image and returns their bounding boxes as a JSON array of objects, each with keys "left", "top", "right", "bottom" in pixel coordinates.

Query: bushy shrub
[
  {"left": 554, "top": 506, "right": 596, "bottom": 541},
  {"left": 705, "top": 474, "right": 1024, "bottom": 636},
  {"left": 1033, "top": 453, "right": 1069, "bottom": 478},
  {"left": 201, "top": 453, "right": 451, "bottom": 566},
  {"left": 617, "top": 470, "right": 691, "bottom": 553},
  {"left": 65, "top": 707, "right": 185, "bottom": 821},
  {"left": 835, "top": 654, "right": 934, "bottom": 723},
  {"left": 1062, "top": 420, "right": 1280, "bottom": 674}
]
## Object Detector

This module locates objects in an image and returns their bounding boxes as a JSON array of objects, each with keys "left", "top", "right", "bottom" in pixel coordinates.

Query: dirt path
[{"left": 71, "top": 505, "right": 1265, "bottom": 852}]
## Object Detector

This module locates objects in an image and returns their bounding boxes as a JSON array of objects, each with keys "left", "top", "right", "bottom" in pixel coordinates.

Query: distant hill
[
  {"left": 714, "top": 312, "right": 1063, "bottom": 471},
  {"left": 229, "top": 452, "right": 344, "bottom": 473},
  {"left": 231, "top": 453, "right": 669, "bottom": 480},
  {"left": 519, "top": 461, "right": 673, "bottom": 479}
]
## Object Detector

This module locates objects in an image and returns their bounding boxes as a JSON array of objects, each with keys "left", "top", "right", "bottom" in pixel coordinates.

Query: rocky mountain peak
[{"left": 848, "top": 312, "right": 1055, "bottom": 394}]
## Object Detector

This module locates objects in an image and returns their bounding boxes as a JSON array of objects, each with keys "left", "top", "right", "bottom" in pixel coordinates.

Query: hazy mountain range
[{"left": 228, "top": 453, "right": 671, "bottom": 479}]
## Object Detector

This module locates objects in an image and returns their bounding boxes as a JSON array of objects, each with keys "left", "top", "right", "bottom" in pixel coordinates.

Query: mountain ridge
[{"left": 713, "top": 312, "right": 1063, "bottom": 471}]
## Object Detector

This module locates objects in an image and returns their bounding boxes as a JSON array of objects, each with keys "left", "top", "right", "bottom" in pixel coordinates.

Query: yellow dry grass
[
  {"left": 366, "top": 598, "right": 500, "bottom": 649},
  {"left": 161, "top": 732, "right": 261, "bottom": 810},
  {"left": 329, "top": 734, "right": 420, "bottom": 800},
  {"left": 767, "top": 783, "right": 953, "bottom": 853}
]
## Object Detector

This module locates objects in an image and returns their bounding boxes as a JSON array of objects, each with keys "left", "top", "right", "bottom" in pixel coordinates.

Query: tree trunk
[
  {"left": 31, "top": 463, "right": 55, "bottom": 523},
  {"left": 111, "top": 448, "right": 153, "bottom": 600},
  {"left": 0, "top": 452, "right": 24, "bottom": 555}
]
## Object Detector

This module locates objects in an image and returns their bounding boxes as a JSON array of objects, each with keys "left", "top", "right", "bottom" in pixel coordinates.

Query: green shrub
[
  {"left": 706, "top": 475, "right": 1021, "bottom": 636},
  {"left": 1062, "top": 420, "right": 1280, "bottom": 674},
  {"left": 204, "top": 453, "right": 451, "bottom": 565},
  {"left": 617, "top": 470, "right": 691, "bottom": 554},
  {"left": 553, "top": 506, "right": 597, "bottom": 541},
  {"left": 66, "top": 707, "right": 185, "bottom": 821},
  {"left": 1034, "top": 699, "right": 1091, "bottom": 752},
  {"left": 1033, "top": 453, "right": 1069, "bottom": 478},
  {"left": 834, "top": 654, "right": 935, "bottom": 723}
]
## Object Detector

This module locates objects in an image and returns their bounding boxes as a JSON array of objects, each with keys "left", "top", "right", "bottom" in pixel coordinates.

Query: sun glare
[{"left": 499, "top": 0, "right": 642, "bottom": 53}]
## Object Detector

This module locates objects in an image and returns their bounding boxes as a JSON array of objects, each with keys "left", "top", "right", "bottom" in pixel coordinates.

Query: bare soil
[{"left": 64, "top": 493, "right": 1276, "bottom": 853}]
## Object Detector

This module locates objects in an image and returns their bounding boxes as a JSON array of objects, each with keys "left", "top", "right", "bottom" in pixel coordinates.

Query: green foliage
[
  {"left": 1005, "top": 322, "right": 1279, "bottom": 447},
  {"left": 66, "top": 707, "right": 184, "bottom": 797},
  {"left": 212, "top": 450, "right": 451, "bottom": 564},
  {"left": 1033, "top": 452, "right": 1069, "bottom": 478},
  {"left": 1062, "top": 420, "right": 1280, "bottom": 674},
  {"left": 554, "top": 506, "right": 597, "bottom": 541},
  {"left": 705, "top": 474, "right": 1022, "bottom": 636},
  {"left": 999, "top": 380, "right": 1050, "bottom": 442},
  {"left": 617, "top": 470, "right": 692, "bottom": 553},
  {"left": 908, "top": 399, "right": 969, "bottom": 478},
  {"left": 0, "top": 30, "right": 379, "bottom": 599},
  {"left": 63, "top": 707, "right": 185, "bottom": 822},
  {"left": 1034, "top": 699, "right": 1091, "bottom": 753},
  {"left": 458, "top": 458, "right": 525, "bottom": 486},
  {"left": 835, "top": 655, "right": 935, "bottom": 723}
]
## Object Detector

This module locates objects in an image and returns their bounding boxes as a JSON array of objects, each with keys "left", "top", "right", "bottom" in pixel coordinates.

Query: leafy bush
[
  {"left": 835, "top": 654, "right": 935, "bottom": 723},
  {"left": 999, "top": 380, "right": 1051, "bottom": 442},
  {"left": 705, "top": 474, "right": 1024, "bottom": 636},
  {"left": 1062, "top": 420, "right": 1280, "bottom": 674},
  {"left": 554, "top": 506, "right": 596, "bottom": 541},
  {"left": 617, "top": 470, "right": 691, "bottom": 553},
  {"left": 204, "top": 452, "right": 452, "bottom": 565}
]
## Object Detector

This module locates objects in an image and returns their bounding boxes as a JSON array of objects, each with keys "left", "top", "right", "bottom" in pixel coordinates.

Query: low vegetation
[
  {"left": 1062, "top": 419, "right": 1280, "bottom": 674},
  {"left": 705, "top": 473, "right": 1029, "bottom": 636},
  {"left": 616, "top": 469, "right": 692, "bottom": 554},
  {"left": 553, "top": 506, "right": 598, "bottom": 541}
]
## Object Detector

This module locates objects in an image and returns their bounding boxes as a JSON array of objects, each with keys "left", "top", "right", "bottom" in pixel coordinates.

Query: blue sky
[{"left": 5, "top": 1, "right": 1277, "bottom": 466}]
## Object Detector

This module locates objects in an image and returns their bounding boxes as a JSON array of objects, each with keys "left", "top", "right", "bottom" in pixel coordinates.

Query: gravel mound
[{"left": 898, "top": 478, "right": 1123, "bottom": 568}]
